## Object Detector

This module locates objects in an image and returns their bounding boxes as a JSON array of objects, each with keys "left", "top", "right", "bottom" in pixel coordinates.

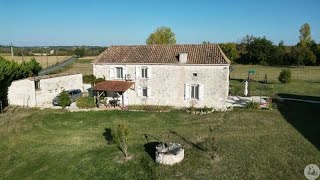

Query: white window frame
[
  {"left": 191, "top": 84, "right": 199, "bottom": 100},
  {"left": 184, "top": 83, "right": 204, "bottom": 101},
  {"left": 141, "top": 66, "right": 148, "bottom": 79},
  {"left": 115, "top": 67, "right": 123, "bottom": 79}
]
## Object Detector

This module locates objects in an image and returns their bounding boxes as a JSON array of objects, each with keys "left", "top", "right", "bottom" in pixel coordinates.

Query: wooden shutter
[
  {"left": 135, "top": 66, "right": 141, "bottom": 79},
  {"left": 199, "top": 84, "right": 204, "bottom": 101},
  {"left": 109, "top": 66, "right": 115, "bottom": 80},
  {"left": 123, "top": 66, "right": 127, "bottom": 80},
  {"left": 147, "top": 87, "right": 151, "bottom": 98},
  {"left": 137, "top": 86, "right": 142, "bottom": 97},
  {"left": 184, "top": 84, "right": 190, "bottom": 100},
  {"left": 147, "top": 66, "right": 152, "bottom": 79}
]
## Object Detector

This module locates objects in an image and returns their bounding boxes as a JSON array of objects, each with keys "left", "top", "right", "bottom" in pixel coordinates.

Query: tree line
[
  {"left": 0, "top": 46, "right": 105, "bottom": 57},
  {"left": 146, "top": 24, "right": 320, "bottom": 66}
]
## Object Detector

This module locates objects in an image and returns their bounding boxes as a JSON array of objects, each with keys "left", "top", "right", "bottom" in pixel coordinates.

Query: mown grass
[
  {"left": 0, "top": 105, "right": 319, "bottom": 179},
  {"left": 230, "top": 65, "right": 320, "bottom": 97}
]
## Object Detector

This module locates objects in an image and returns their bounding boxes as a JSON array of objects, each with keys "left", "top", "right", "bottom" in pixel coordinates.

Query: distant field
[
  {"left": 61, "top": 56, "right": 94, "bottom": 75},
  {"left": 1, "top": 55, "right": 71, "bottom": 68},
  {"left": 230, "top": 65, "right": 320, "bottom": 81},
  {"left": 230, "top": 65, "right": 320, "bottom": 97}
]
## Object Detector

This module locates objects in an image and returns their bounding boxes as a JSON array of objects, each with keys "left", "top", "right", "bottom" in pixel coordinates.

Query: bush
[
  {"left": 76, "top": 96, "right": 96, "bottom": 108},
  {"left": 127, "top": 105, "right": 173, "bottom": 112},
  {"left": 83, "top": 74, "right": 96, "bottom": 86},
  {"left": 59, "top": 91, "right": 71, "bottom": 108},
  {"left": 82, "top": 74, "right": 105, "bottom": 86},
  {"left": 113, "top": 124, "right": 129, "bottom": 157},
  {"left": 95, "top": 78, "right": 105, "bottom": 84},
  {"left": 245, "top": 101, "right": 259, "bottom": 109},
  {"left": 278, "top": 69, "right": 292, "bottom": 83}
]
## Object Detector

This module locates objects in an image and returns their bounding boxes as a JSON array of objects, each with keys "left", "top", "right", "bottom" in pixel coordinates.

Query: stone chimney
[{"left": 179, "top": 52, "right": 188, "bottom": 64}]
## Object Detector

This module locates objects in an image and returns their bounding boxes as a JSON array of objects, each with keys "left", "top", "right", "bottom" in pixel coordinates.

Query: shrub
[
  {"left": 59, "top": 91, "right": 71, "bottom": 108},
  {"left": 76, "top": 96, "right": 95, "bottom": 108},
  {"left": 245, "top": 101, "right": 259, "bottom": 109},
  {"left": 83, "top": 74, "right": 96, "bottom": 86},
  {"left": 82, "top": 75, "right": 105, "bottom": 86},
  {"left": 113, "top": 124, "right": 129, "bottom": 157},
  {"left": 278, "top": 69, "right": 292, "bottom": 83},
  {"left": 95, "top": 78, "right": 105, "bottom": 84}
]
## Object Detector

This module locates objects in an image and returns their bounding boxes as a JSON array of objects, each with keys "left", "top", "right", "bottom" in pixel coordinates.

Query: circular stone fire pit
[{"left": 155, "top": 143, "right": 184, "bottom": 165}]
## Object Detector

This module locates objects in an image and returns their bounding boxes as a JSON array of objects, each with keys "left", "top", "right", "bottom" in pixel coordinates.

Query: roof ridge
[
  {"left": 94, "top": 44, "right": 229, "bottom": 64},
  {"left": 110, "top": 44, "right": 218, "bottom": 47}
]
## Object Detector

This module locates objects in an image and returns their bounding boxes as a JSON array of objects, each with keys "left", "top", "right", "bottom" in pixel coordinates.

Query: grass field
[
  {"left": 1, "top": 55, "right": 71, "bottom": 68},
  {"left": 230, "top": 65, "right": 320, "bottom": 97},
  {"left": 0, "top": 100, "right": 319, "bottom": 179},
  {"left": 62, "top": 56, "right": 94, "bottom": 75}
]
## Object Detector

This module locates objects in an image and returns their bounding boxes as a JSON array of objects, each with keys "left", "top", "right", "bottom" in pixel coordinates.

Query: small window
[
  {"left": 191, "top": 85, "right": 199, "bottom": 99},
  {"left": 116, "top": 67, "right": 123, "bottom": 79},
  {"left": 142, "top": 87, "right": 148, "bottom": 97},
  {"left": 35, "top": 80, "right": 40, "bottom": 90},
  {"left": 193, "top": 73, "right": 197, "bottom": 77},
  {"left": 141, "top": 66, "right": 148, "bottom": 78}
]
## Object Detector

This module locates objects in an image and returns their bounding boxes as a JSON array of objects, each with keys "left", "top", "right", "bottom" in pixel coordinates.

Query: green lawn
[
  {"left": 0, "top": 104, "right": 319, "bottom": 179},
  {"left": 230, "top": 65, "right": 320, "bottom": 97}
]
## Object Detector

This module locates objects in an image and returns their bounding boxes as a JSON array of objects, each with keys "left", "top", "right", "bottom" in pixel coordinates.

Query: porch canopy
[{"left": 93, "top": 80, "right": 134, "bottom": 107}]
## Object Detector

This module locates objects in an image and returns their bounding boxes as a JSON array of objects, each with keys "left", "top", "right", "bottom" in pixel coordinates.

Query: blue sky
[{"left": 0, "top": 0, "right": 319, "bottom": 46}]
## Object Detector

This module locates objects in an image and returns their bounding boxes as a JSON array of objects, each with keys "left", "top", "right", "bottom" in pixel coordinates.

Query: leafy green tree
[
  {"left": 309, "top": 41, "right": 320, "bottom": 65},
  {"left": 237, "top": 35, "right": 277, "bottom": 65},
  {"left": 146, "top": 26, "right": 176, "bottom": 45},
  {"left": 74, "top": 47, "right": 86, "bottom": 57},
  {"left": 291, "top": 46, "right": 317, "bottom": 65},
  {"left": 219, "top": 43, "right": 239, "bottom": 62},
  {"left": 299, "top": 23, "right": 312, "bottom": 47},
  {"left": 202, "top": 41, "right": 211, "bottom": 44}
]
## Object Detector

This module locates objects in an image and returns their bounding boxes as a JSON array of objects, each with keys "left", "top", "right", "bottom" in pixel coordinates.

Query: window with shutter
[
  {"left": 184, "top": 84, "right": 191, "bottom": 100},
  {"left": 147, "top": 66, "right": 151, "bottom": 79},
  {"left": 135, "top": 66, "right": 141, "bottom": 79}
]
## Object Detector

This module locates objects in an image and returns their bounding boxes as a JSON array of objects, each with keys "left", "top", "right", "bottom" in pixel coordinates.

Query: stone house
[
  {"left": 8, "top": 73, "right": 83, "bottom": 107},
  {"left": 93, "top": 44, "right": 230, "bottom": 109}
]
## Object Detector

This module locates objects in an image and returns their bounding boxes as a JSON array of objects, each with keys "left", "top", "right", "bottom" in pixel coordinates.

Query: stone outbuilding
[
  {"left": 8, "top": 73, "right": 83, "bottom": 107},
  {"left": 93, "top": 44, "right": 230, "bottom": 109}
]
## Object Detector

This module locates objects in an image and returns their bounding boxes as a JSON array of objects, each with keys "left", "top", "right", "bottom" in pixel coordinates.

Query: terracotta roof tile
[
  {"left": 94, "top": 44, "right": 230, "bottom": 64},
  {"left": 93, "top": 81, "right": 134, "bottom": 92}
]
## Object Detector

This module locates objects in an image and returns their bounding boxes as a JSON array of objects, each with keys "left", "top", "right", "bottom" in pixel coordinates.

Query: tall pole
[{"left": 10, "top": 42, "right": 14, "bottom": 57}]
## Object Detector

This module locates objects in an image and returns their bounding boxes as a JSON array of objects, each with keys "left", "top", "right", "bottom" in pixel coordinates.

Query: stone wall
[
  {"left": 35, "top": 74, "right": 83, "bottom": 106},
  {"left": 93, "top": 64, "right": 229, "bottom": 109},
  {"left": 8, "top": 79, "right": 36, "bottom": 107},
  {"left": 8, "top": 74, "right": 83, "bottom": 107}
]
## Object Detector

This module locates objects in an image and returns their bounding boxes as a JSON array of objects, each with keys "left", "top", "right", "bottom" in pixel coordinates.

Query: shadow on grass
[
  {"left": 142, "top": 134, "right": 162, "bottom": 161},
  {"left": 230, "top": 78, "right": 244, "bottom": 82},
  {"left": 276, "top": 93, "right": 320, "bottom": 150},
  {"left": 169, "top": 130, "right": 208, "bottom": 152},
  {"left": 103, "top": 128, "right": 113, "bottom": 145},
  {"left": 144, "top": 142, "right": 160, "bottom": 161}
]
